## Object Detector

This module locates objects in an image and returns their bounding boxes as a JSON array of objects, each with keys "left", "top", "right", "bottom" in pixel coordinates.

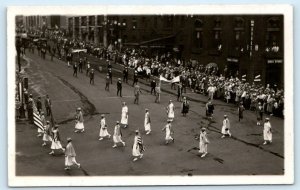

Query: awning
[{"left": 139, "top": 34, "right": 177, "bottom": 45}]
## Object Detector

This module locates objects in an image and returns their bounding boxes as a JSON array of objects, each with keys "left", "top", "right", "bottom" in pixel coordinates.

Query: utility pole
[{"left": 103, "top": 15, "right": 108, "bottom": 48}]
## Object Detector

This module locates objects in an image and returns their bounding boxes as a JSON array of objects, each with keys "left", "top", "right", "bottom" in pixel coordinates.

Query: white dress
[
  {"left": 75, "top": 112, "right": 85, "bottom": 130},
  {"left": 38, "top": 115, "right": 46, "bottom": 133},
  {"left": 132, "top": 136, "right": 142, "bottom": 157},
  {"left": 165, "top": 124, "right": 173, "bottom": 141},
  {"left": 221, "top": 118, "right": 230, "bottom": 135},
  {"left": 263, "top": 122, "right": 272, "bottom": 141},
  {"left": 167, "top": 103, "right": 175, "bottom": 120},
  {"left": 42, "top": 124, "right": 52, "bottom": 141},
  {"left": 51, "top": 129, "right": 63, "bottom": 150},
  {"left": 121, "top": 106, "right": 128, "bottom": 125},
  {"left": 99, "top": 118, "right": 110, "bottom": 137},
  {"left": 144, "top": 112, "right": 151, "bottom": 132},
  {"left": 113, "top": 125, "right": 123, "bottom": 143},
  {"left": 199, "top": 131, "right": 209, "bottom": 153}
]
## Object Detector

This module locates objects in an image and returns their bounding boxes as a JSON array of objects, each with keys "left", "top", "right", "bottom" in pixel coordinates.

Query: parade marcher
[
  {"left": 42, "top": 121, "right": 52, "bottom": 147},
  {"left": 120, "top": 102, "right": 129, "bottom": 128},
  {"left": 86, "top": 61, "right": 91, "bottom": 76},
  {"left": 99, "top": 114, "right": 111, "bottom": 140},
  {"left": 123, "top": 67, "right": 128, "bottom": 83},
  {"left": 134, "top": 83, "right": 142, "bottom": 104},
  {"left": 44, "top": 94, "right": 52, "bottom": 116},
  {"left": 27, "top": 94, "right": 34, "bottom": 124},
  {"left": 205, "top": 99, "right": 214, "bottom": 120},
  {"left": 112, "top": 121, "right": 126, "bottom": 148},
  {"left": 150, "top": 79, "right": 156, "bottom": 95},
  {"left": 64, "top": 137, "right": 81, "bottom": 170},
  {"left": 78, "top": 58, "right": 83, "bottom": 73},
  {"left": 181, "top": 97, "right": 189, "bottom": 117},
  {"left": 155, "top": 85, "right": 161, "bottom": 103},
  {"left": 36, "top": 96, "right": 42, "bottom": 114},
  {"left": 221, "top": 115, "right": 232, "bottom": 138},
  {"left": 256, "top": 102, "right": 264, "bottom": 126},
  {"left": 238, "top": 102, "right": 245, "bottom": 122},
  {"left": 132, "top": 71, "right": 138, "bottom": 86},
  {"left": 108, "top": 68, "right": 113, "bottom": 84},
  {"left": 166, "top": 100, "right": 175, "bottom": 122},
  {"left": 144, "top": 109, "right": 151, "bottom": 135},
  {"left": 38, "top": 111, "right": 46, "bottom": 137},
  {"left": 263, "top": 118, "right": 272, "bottom": 145},
  {"left": 199, "top": 127, "right": 209, "bottom": 158},
  {"left": 66, "top": 52, "right": 72, "bottom": 67},
  {"left": 89, "top": 69, "right": 95, "bottom": 85},
  {"left": 105, "top": 73, "right": 110, "bottom": 91},
  {"left": 49, "top": 125, "right": 65, "bottom": 155},
  {"left": 117, "top": 78, "right": 122, "bottom": 97},
  {"left": 132, "top": 130, "right": 145, "bottom": 162},
  {"left": 73, "top": 62, "right": 78, "bottom": 77},
  {"left": 162, "top": 120, "right": 174, "bottom": 144},
  {"left": 207, "top": 85, "right": 216, "bottom": 100},
  {"left": 177, "top": 83, "right": 183, "bottom": 102},
  {"left": 74, "top": 107, "right": 85, "bottom": 133}
]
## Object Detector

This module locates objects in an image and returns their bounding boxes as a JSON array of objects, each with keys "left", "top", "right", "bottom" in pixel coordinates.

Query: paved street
[{"left": 16, "top": 51, "right": 284, "bottom": 176}]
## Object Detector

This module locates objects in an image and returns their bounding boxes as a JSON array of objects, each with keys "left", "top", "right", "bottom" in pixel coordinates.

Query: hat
[
  {"left": 201, "top": 127, "right": 206, "bottom": 131},
  {"left": 135, "top": 130, "right": 139, "bottom": 133},
  {"left": 265, "top": 118, "right": 270, "bottom": 121},
  {"left": 41, "top": 111, "right": 44, "bottom": 115},
  {"left": 67, "top": 137, "right": 72, "bottom": 142},
  {"left": 116, "top": 121, "right": 119, "bottom": 124},
  {"left": 77, "top": 107, "right": 81, "bottom": 111},
  {"left": 101, "top": 114, "right": 105, "bottom": 117},
  {"left": 54, "top": 124, "right": 59, "bottom": 128},
  {"left": 224, "top": 115, "right": 228, "bottom": 118},
  {"left": 167, "top": 119, "right": 172, "bottom": 123},
  {"left": 46, "top": 121, "right": 50, "bottom": 124},
  {"left": 118, "top": 78, "right": 121, "bottom": 80},
  {"left": 145, "top": 108, "right": 149, "bottom": 111}
]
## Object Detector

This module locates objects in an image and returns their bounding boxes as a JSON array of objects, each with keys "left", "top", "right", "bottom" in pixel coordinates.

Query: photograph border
[{"left": 7, "top": 4, "right": 294, "bottom": 186}]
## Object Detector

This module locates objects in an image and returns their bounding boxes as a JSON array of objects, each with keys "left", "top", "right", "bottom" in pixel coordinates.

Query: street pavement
[{"left": 15, "top": 51, "right": 284, "bottom": 176}]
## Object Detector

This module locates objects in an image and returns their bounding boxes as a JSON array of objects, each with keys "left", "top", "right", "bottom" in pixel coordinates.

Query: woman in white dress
[
  {"left": 112, "top": 121, "right": 126, "bottom": 148},
  {"left": 162, "top": 120, "right": 174, "bottom": 144},
  {"left": 49, "top": 125, "right": 65, "bottom": 155},
  {"left": 99, "top": 114, "right": 111, "bottom": 140},
  {"left": 263, "top": 118, "right": 272, "bottom": 145},
  {"left": 166, "top": 100, "right": 175, "bottom": 121},
  {"left": 74, "top": 107, "right": 85, "bottom": 133},
  {"left": 121, "top": 102, "right": 129, "bottom": 128},
  {"left": 199, "top": 127, "right": 209, "bottom": 158},
  {"left": 42, "top": 121, "right": 52, "bottom": 147},
  {"left": 221, "top": 115, "right": 232, "bottom": 138},
  {"left": 144, "top": 109, "right": 151, "bottom": 135},
  {"left": 132, "top": 130, "right": 144, "bottom": 162},
  {"left": 64, "top": 137, "right": 80, "bottom": 170}
]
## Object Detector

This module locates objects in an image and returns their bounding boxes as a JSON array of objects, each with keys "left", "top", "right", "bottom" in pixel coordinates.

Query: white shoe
[
  {"left": 108, "top": 135, "right": 111, "bottom": 138},
  {"left": 77, "top": 163, "right": 81, "bottom": 168},
  {"left": 263, "top": 141, "right": 267, "bottom": 145},
  {"left": 42, "top": 143, "right": 46, "bottom": 147},
  {"left": 81, "top": 129, "right": 85, "bottom": 133},
  {"left": 146, "top": 131, "right": 150, "bottom": 135},
  {"left": 140, "top": 154, "right": 143, "bottom": 159},
  {"left": 133, "top": 158, "right": 138, "bottom": 162},
  {"left": 112, "top": 145, "right": 117, "bottom": 148},
  {"left": 221, "top": 135, "right": 225, "bottom": 138},
  {"left": 99, "top": 138, "right": 103, "bottom": 141},
  {"left": 49, "top": 151, "right": 54, "bottom": 155},
  {"left": 74, "top": 130, "right": 78, "bottom": 133},
  {"left": 122, "top": 142, "right": 126, "bottom": 146},
  {"left": 201, "top": 153, "right": 207, "bottom": 158}
]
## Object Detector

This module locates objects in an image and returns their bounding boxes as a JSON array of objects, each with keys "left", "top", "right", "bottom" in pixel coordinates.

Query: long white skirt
[
  {"left": 168, "top": 111, "right": 174, "bottom": 119},
  {"left": 263, "top": 130, "right": 272, "bottom": 141},
  {"left": 199, "top": 142, "right": 208, "bottom": 153},
  {"left": 165, "top": 129, "right": 173, "bottom": 141},
  {"left": 132, "top": 144, "right": 141, "bottom": 157},
  {"left": 144, "top": 121, "right": 151, "bottom": 131},
  {"left": 99, "top": 128, "right": 110, "bottom": 137},
  {"left": 51, "top": 141, "right": 63, "bottom": 150},
  {"left": 121, "top": 114, "right": 128, "bottom": 125},
  {"left": 113, "top": 135, "right": 123, "bottom": 143},
  {"left": 43, "top": 133, "right": 52, "bottom": 141},
  {"left": 65, "top": 156, "right": 78, "bottom": 166},
  {"left": 38, "top": 127, "right": 44, "bottom": 133},
  {"left": 75, "top": 122, "right": 84, "bottom": 130},
  {"left": 221, "top": 125, "right": 230, "bottom": 135}
]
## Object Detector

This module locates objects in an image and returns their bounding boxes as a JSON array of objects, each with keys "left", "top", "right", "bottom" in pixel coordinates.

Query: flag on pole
[
  {"left": 255, "top": 75, "right": 261, "bottom": 79},
  {"left": 32, "top": 102, "right": 44, "bottom": 132},
  {"left": 254, "top": 79, "right": 261, "bottom": 82},
  {"left": 159, "top": 75, "right": 171, "bottom": 83},
  {"left": 71, "top": 49, "right": 87, "bottom": 53},
  {"left": 160, "top": 75, "right": 181, "bottom": 83},
  {"left": 171, "top": 76, "right": 180, "bottom": 83}
]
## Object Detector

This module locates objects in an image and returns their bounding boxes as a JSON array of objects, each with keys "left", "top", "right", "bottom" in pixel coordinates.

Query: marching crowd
[{"left": 15, "top": 28, "right": 278, "bottom": 171}]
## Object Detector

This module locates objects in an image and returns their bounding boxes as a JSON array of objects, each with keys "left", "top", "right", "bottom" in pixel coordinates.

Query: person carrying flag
[
  {"left": 74, "top": 107, "right": 85, "bottom": 133},
  {"left": 42, "top": 121, "right": 52, "bottom": 147},
  {"left": 132, "top": 130, "right": 145, "bottom": 162},
  {"left": 49, "top": 125, "right": 65, "bottom": 155}
]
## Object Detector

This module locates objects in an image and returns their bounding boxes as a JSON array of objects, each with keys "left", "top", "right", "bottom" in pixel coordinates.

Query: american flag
[
  {"left": 137, "top": 136, "right": 145, "bottom": 152},
  {"left": 32, "top": 101, "right": 44, "bottom": 132}
]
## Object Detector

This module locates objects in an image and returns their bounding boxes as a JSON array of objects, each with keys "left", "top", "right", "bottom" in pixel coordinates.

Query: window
[
  {"left": 265, "top": 17, "right": 281, "bottom": 53},
  {"left": 234, "top": 17, "right": 245, "bottom": 52},
  {"left": 132, "top": 18, "right": 137, "bottom": 30},
  {"left": 194, "top": 19, "right": 203, "bottom": 48}
]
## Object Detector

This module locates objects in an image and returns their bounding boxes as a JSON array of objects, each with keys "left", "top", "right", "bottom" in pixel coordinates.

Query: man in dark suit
[
  {"left": 150, "top": 80, "right": 156, "bottom": 95},
  {"left": 44, "top": 95, "right": 52, "bottom": 116},
  {"left": 89, "top": 69, "right": 95, "bottom": 85},
  {"left": 73, "top": 62, "right": 78, "bottom": 77},
  {"left": 105, "top": 74, "right": 110, "bottom": 91},
  {"left": 108, "top": 68, "right": 113, "bottom": 84},
  {"left": 117, "top": 78, "right": 122, "bottom": 97},
  {"left": 78, "top": 58, "right": 83, "bottom": 73},
  {"left": 36, "top": 97, "right": 42, "bottom": 114},
  {"left": 123, "top": 67, "right": 128, "bottom": 83},
  {"left": 132, "top": 71, "right": 138, "bottom": 86}
]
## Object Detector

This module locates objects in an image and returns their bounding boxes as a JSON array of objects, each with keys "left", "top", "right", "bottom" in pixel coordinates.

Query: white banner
[{"left": 72, "top": 49, "right": 87, "bottom": 53}]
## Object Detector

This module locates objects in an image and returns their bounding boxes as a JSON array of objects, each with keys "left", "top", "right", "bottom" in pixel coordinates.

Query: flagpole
[{"left": 49, "top": 105, "right": 56, "bottom": 127}]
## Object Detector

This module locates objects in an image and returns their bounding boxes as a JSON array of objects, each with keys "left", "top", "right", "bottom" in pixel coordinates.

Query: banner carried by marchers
[
  {"left": 72, "top": 49, "right": 87, "bottom": 53},
  {"left": 159, "top": 75, "right": 180, "bottom": 83}
]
